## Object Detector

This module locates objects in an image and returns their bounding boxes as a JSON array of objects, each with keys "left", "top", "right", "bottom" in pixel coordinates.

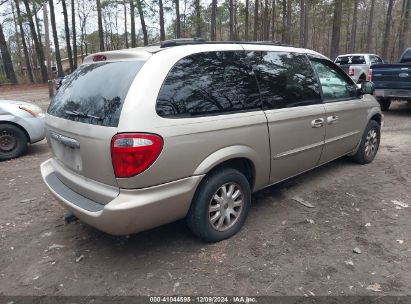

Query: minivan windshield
[
  {"left": 48, "top": 61, "right": 144, "bottom": 127},
  {"left": 335, "top": 56, "right": 366, "bottom": 65}
]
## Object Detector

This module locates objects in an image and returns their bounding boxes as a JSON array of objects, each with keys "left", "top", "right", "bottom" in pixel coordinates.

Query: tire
[
  {"left": 357, "top": 76, "right": 366, "bottom": 84},
  {"left": 187, "top": 167, "right": 251, "bottom": 242},
  {"left": 351, "top": 120, "right": 381, "bottom": 165},
  {"left": 0, "top": 123, "right": 28, "bottom": 161},
  {"left": 378, "top": 98, "right": 391, "bottom": 111}
]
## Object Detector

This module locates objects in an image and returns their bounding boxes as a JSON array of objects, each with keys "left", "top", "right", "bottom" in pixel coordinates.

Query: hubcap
[
  {"left": 208, "top": 182, "right": 244, "bottom": 232},
  {"left": 364, "top": 128, "right": 378, "bottom": 157},
  {"left": 0, "top": 131, "right": 17, "bottom": 152}
]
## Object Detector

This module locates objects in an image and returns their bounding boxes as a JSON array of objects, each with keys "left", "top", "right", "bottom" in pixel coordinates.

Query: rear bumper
[
  {"left": 40, "top": 159, "right": 204, "bottom": 235},
  {"left": 374, "top": 89, "right": 411, "bottom": 99}
]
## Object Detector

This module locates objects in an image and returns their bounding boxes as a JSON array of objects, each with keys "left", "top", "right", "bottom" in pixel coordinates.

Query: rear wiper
[{"left": 64, "top": 110, "right": 103, "bottom": 120}]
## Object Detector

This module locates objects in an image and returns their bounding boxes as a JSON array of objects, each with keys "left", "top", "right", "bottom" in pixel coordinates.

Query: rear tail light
[
  {"left": 349, "top": 67, "right": 355, "bottom": 76},
  {"left": 111, "top": 133, "right": 163, "bottom": 178},
  {"left": 368, "top": 69, "right": 372, "bottom": 81}
]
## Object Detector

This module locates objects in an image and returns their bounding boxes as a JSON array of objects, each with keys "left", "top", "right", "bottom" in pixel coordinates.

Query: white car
[
  {"left": 0, "top": 100, "right": 45, "bottom": 160},
  {"left": 335, "top": 53, "right": 384, "bottom": 83}
]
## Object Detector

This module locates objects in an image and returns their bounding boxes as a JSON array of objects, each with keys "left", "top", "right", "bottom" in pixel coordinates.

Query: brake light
[
  {"left": 368, "top": 69, "right": 372, "bottom": 81},
  {"left": 111, "top": 133, "right": 163, "bottom": 178},
  {"left": 349, "top": 67, "right": 355, "bottom": 76},
  {"left": 93, "top": 54, "right": 107, "bottom": 62}
]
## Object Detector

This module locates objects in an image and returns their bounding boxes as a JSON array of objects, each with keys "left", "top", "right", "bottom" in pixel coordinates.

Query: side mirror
[{"left": 360, "top": 81, "right": 375, "bottom": 95}]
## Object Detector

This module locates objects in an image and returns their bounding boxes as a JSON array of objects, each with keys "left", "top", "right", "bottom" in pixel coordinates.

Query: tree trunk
[
  {"left": 253, "top": 0, "right": 259, "bottom": 41},
  {"left": 175, "top": 0, "right": 181, "bottom": 38},
  {"left": 349, "top": 0, "right": 359, "bottom": 53},
  {"left": 195, "top": 0, "right": 201, "bottom": 37},
  {"left": 366, "top": 0, "right": 375, "bottom": 51},
  {"left": 330, "top": 0, "right": 342, "bottom": 60},
  {"left": 264, "top": 0, "right": 270, "bottom": 40},
  {"left": 97, "top": 0, "right": 104, "bottom": 51},
  {"left": 398, "top": 0, "right": 411, "bottom": 58},
  {"left": 14, "top": 0, "right": 33, "bottom": 83},
  {"left": 281, "top": 0, "right": 286, "bottom": 42},
  {"left": 211, "top": 0, "right": 217, "bottom": 40},
  {"left": 286, "top": 0, "right": 291, "bottom": 43},
  {"left": 130, "top": 0, "right": 136, "bottom": 47},
  {"left": 158, "top": 0, "right": 165, "bottom": 40},
  {"left": 71, "top": 0, "right": 77, "bottom": 68},
  {"left": 299, "top": 0, "right": 304, "bottom": 46},
  {"left": 0, "top": 23, "right": 17, "bottom": 84},
  {"left": 382, "top": 0, "right": 394, "bottom": 61},
  {"left": 32, "top": 2, "right": 43, "bottom": 47},
  {"left": 123, "top": 0, "right": 128, "bottom": 48},
  {"left": 49, "top": 0, "right": 64, "bottom": 77},
  {"left": 245, "top": 0, "right": 249, "bottom": 40},
  {"left": 229, "top": 0, "right": 234, "bottom": 40},
  {"left": 136, "top": 0, "right": 148, "bottom": 45},
  {"left": 303, "top": 0, "right": 309, "bottom": 47},
  {"left": 11, "top": 0, "right": 24, "bottom": 77},
  {"left": 22, "top": 0, "right": 48, "bottom": 83},
  {"left": 271, "top": 0, "right": 275, "bottom": 41},
  {"left": 61, "top": 0, "right": 74, "bottom": 72}
]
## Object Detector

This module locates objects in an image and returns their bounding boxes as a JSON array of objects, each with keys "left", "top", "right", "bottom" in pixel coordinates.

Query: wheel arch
[
  {"left": 0, "top": 121, "right": 30, "bottom": 142},
  {"left": 370, "top": 113, "right": 382, "bottom": 125},
  {"left": 193, "top": 145, "right": 258, "bottom": 191}
]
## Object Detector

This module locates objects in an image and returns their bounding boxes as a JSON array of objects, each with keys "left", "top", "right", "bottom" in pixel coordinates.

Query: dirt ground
[{"left": 0, "top": 85, "right": 410, "bottom": 297}]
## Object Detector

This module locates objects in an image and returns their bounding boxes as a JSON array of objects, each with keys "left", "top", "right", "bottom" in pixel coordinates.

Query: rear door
[
  {"left": 309, "top": 57, "right": 368, "bottom": 164},
  {"left": 47, "top": 60, "right": 145, "bottom": 188},
  {"left": 247, "top": 51, "right": 326, "bottom": 183}
]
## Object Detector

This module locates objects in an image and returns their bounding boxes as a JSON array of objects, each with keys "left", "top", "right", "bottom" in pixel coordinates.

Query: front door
[{"left": 309, "top": 57, "right": 369, "bottom": 165}]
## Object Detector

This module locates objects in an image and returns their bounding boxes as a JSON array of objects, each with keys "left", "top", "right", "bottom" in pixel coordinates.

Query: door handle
[
  {"left": 311, "top": 118, "right": 325, "bottom": 128},
  {"left": 327, "top": 115, "right": 339, "bottom": 125}
]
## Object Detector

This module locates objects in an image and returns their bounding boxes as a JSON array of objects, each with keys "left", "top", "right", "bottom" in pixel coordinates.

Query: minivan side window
[
  {"left": 156, "top": 51, "right": 261, "bottom": 117},
  {"left": 247, "top": 51, "right": 322, "bottom": 110},
  {"left": 310, "top": 58, "right": 357, "bottom": 102}
]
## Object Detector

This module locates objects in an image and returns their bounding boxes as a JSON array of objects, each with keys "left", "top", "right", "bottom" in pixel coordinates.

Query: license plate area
[{"left": 49, "top": 132, "right": 82, "bottom": 172}]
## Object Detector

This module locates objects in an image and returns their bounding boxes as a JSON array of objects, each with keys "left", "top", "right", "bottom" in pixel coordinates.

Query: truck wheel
[
  {"left": 378, "top": 98, "right": 391, "bottom": 111},
  {"left": 187, "top": 168, "right": 251, "bottom": 242},
  {"left": 357, "top": 75, "right": 366, "bottom": 84},
  {"left": 0, "top": 123, "right": 28, "bottom": 161},
  {"left": 351, "top": 120, "right": 380, "bottom": 165}
]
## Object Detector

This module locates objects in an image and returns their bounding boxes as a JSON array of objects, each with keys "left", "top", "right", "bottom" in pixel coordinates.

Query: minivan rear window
[
  {"left": 335, "top": 56, "right": 366, "bottom": 65},
  {"left": 48, "top": 61, "right": 144, "bottom": 127}
]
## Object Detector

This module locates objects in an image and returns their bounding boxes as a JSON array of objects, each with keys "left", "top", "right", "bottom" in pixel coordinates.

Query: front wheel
[
  {"left": 187, "top": 168, "right": 251, "bottom": 242},
  {"left": 0, "top": 124, "right": 28, "bottom": 161},
  {"left": 351, "top": 120, "right": 381, "bottom": 165}
]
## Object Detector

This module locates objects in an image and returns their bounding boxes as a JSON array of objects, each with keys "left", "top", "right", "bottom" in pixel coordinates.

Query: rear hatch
[
  {"left": 46, "top": 58, "right": 146, "bottom": 202},
  {"left": 335, "top": 55, "right": 367, "bottom": 74},
  {"left": 371, "top": 64, "right": 411, "bottom": 90}
]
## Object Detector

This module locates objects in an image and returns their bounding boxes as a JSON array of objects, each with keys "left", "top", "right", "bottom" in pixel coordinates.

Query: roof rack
[
  {"left": 159, "top": 38, "right": 295, "bottom": 48},
  {"left": 160, "top": 38, "right": 206, "bottom": 48}
]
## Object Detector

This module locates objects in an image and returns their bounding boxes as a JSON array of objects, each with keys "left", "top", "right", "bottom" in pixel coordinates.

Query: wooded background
[{"left": 0, "top": 0, "right": 410, "bottom": 84}]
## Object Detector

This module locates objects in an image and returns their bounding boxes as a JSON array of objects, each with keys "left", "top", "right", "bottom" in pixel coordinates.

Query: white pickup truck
[{"left": 335, "top": 53, "right": 384, "bottom": 83}]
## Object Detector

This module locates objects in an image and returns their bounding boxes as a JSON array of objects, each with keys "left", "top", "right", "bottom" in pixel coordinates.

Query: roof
[
  {"left": 337, "top": 53, "right": 379, "bottom": 57},
  {"left": 83, "top": 39, "right": 326, "bottom": 63}
]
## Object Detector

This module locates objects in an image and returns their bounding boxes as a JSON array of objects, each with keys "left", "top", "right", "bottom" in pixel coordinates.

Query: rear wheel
[
  {"left": 357, "top": 75, "right": 366, "bottom": 84},
  {"left": 378, "top": 98, "right": 391, "bottom": 111},
  {"left": 351, "top": 120, "right": 380, "bottom": 165},
  {"left": 0, "top": 124, "right": 28, "bottom": 161},
  {"left": 187, "top": 168, "right": 251, "bottom": 242}
]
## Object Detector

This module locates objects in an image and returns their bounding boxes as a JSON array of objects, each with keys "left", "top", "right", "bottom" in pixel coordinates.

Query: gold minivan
[{"left": 41, "top": 40, "right": 382, "bottom": 242}]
